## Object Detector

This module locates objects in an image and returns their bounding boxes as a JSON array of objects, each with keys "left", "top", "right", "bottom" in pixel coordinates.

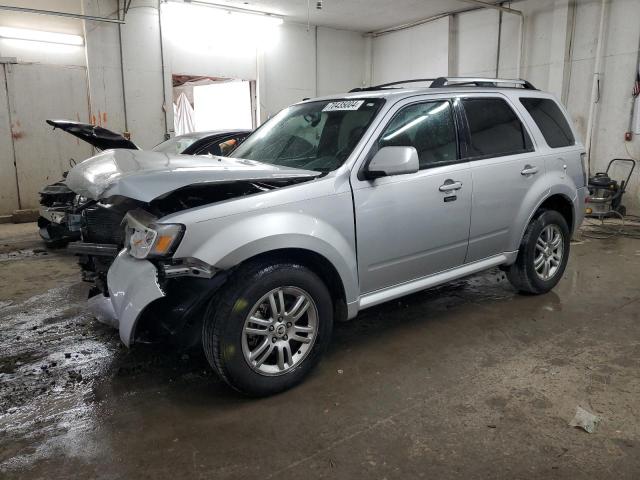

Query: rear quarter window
[
  {"left": 520, "top": 97, "right": 575, "bottom": 148},
  {"left": 461, "top": 97, "right": 533, "bottom": 159}
]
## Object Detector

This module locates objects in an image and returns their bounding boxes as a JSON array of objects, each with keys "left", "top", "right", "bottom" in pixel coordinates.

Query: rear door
[
  {"left": 458, "top": 95, "right": 542, "bottom": 262},
  {"left": 518, "top": 96, "right": 584, "bottom": 189},
  {"left": 351, "top": 96, "right": 472, "bottom": 294}
]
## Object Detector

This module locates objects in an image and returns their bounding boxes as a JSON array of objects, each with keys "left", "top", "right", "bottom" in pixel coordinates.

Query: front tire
[
  {"left": 202, "top": 260, "right": 333, "bottom": 397},
  {"left": 507, "top": 210, "right": 570, "bottom": 294}
]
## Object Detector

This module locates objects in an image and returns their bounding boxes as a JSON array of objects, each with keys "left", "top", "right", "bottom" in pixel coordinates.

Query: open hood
[
  {"left": 64, "top": 149, "right": 322, "bottom": 202},
  {"left": 47, "top": 119, "right": 139, "bottom": 150}
]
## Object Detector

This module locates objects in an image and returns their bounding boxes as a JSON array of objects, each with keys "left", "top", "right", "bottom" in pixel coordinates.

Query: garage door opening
[{"left": 172, "top": 75, "right": 256, "bottom": 136}]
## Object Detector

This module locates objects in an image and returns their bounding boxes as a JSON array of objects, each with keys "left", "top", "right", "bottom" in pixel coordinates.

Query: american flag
[{"left": 634, "top": 68, "right": 640, "bottom": 97}]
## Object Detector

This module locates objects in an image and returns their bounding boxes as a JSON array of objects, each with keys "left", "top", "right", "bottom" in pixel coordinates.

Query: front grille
[{"left": 82, "top": 205, "right": 126, "bottom": 245}]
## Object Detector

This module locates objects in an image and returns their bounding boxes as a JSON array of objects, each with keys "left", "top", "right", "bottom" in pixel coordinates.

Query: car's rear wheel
[
  {"left": 506, "top": 210, "right": 570, "bottom": 294},
  {"left": 202, "top": 260, "right": 333, "bottom": 396}
]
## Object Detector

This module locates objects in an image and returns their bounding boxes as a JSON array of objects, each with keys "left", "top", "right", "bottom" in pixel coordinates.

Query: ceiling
[{"left": 206, "top": 0, "right": 507, "bottom": 32}]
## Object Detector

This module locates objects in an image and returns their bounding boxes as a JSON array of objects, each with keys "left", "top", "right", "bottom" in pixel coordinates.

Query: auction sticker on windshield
[{"left": 323, "top": 100, "right": 365, "bottom": 112}]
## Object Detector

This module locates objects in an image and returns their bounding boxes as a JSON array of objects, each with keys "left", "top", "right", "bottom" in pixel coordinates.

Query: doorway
[{"left": 172, "top": 75, "right": 257, "bottom": 136}]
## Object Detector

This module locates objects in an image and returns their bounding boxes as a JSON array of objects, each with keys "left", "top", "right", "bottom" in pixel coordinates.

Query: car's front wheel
[{"left": 203, "top": 260, "right": 333, "bottom": 396}]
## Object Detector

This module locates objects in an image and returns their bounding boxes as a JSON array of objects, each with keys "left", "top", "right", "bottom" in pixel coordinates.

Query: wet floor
[{"left": 1, "top": 223, "right": 639, "bottom": 479}]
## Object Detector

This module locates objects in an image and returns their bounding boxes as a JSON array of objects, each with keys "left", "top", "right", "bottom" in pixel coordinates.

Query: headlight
[{"left": 124, "top": 209, "right": 184, "bottom": 259}]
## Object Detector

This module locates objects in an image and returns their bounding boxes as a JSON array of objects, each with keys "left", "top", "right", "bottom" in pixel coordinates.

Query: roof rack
[
  {"left": 430, "top": 77, "right": 537, "bottom": 89},
  {"left": 350, "top": 78, "right": 435, "bottom": 92},
  {"left": 349, "top": 76, "right": 537, "bottom": 92}
]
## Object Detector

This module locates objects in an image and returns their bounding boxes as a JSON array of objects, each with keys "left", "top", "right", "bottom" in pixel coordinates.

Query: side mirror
[{"left": 364, "top": 146, "right": 419, "bottom": 179}]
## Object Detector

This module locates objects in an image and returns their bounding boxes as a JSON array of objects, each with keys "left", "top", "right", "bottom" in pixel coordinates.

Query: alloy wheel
[
  {"left": 534, "top": 224, "right": 564, "bottom": 281},
  {"left": 241, "top": 286, "right": 318, "bottom": 376}
]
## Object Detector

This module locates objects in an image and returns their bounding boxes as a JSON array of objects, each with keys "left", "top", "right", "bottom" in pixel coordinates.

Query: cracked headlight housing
[{"left": 124, "top": 209, "right": 184, "bottom": 259}]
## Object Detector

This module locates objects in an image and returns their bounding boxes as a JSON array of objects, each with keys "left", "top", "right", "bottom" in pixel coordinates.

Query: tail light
[{"left": 580, "top": 152, "right": 588, "bottom": 186}]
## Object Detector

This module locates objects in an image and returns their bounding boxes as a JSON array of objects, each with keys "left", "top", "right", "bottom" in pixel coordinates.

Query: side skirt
[{"left": 357, "top": 252, "right": 517, "bottom": 311}]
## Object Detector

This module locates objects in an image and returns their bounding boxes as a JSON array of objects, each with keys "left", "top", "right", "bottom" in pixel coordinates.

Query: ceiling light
[
  {"left": 0, "top": 27, "right": 84, "bottom": 46},
  {"left": 181, "top": 1, "right": 283, "bottom": 24}
]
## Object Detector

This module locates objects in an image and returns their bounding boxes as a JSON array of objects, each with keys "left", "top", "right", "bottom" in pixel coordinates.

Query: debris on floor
[{"left": 569, "top": 406, "right": 600, "bottom": 433}]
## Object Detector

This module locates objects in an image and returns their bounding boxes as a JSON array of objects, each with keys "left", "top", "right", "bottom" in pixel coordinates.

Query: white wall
[
  {"left": 317, "top": 26, "right": 368, "bottom": 96},
  {"left": 572, "top": 0, "right": 640, "bottom": 211},
  {"left": 513, "top": 0, "right": 640, "bottom": 212},
  {"left": 368, "top": 0, "right": 640, "bottom": 212},
  {"left": 0, "top": 0, "right": 368, "bottom": 212},
  {"left": 0, "top": 0, "right": 88, "bottom": 213},
  {"left": 371, "top": 16, "right": 449, "bottom": 85},
  {"left": 451, "top": 8, "right": 500, "bottom": 77},
  {"left": 83, "top": 0, "right": 126, "bottom": 134},
  {"left": 120, "top": 1, "right": 168, "bottom": 149},
  {"left": 0, "top": 0, "right": 86, "bottom": 67},
  {"left": 3, "top": 0, "right": 640, "bottom": 213},
  {"left": 259, "top": 23, "right": 368, "bottom": 121},
  {"left": 160, "top": 1, "right": 258, "bottom": 81},
  {"left": 258, "top": 22, "right": 316, "bottom": 121}
]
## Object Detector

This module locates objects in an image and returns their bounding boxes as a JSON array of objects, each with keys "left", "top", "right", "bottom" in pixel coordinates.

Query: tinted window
[
  {"left": 520, "top": 97, "right": 575, "bottom": 148},
  {"left": 378, "top": 101, "right": 457, "bottom": 169},
  {"left": 462, "top": 98, "right": 533, "bottom": 158}
]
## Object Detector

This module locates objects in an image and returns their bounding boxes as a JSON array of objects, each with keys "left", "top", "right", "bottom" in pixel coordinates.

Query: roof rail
[
  {"left": 430, "top": 77, "right": 537, "bottom": 89},
  {"left": 349, "top": 76, "right": 537, "bottom": 93},
  {"left": 349, "top": 78, "right": 436, "bottom": 92}
]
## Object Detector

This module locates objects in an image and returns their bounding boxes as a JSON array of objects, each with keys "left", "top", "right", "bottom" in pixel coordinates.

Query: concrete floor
[{"left": 0, "top": 223, "right": 639, "bottom": 479}]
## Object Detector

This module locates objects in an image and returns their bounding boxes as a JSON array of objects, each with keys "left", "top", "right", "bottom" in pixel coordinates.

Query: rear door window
[
  {"left": 378, "top": 100, "right": 458, "bottom": 169},
  {"left": 520, "top": 97, "right": 575, "bottom": 148},
  {"left": 461, "top": 97, "right": 533, "bottom": 159}
]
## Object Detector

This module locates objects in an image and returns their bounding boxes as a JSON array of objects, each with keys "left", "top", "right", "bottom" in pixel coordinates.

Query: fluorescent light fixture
[
  {"left": 187, "top": 0, "right": 283, "bottom": 22},
  {"left": 0, "top": 27, "right": 84, "bottom": 46},
  {"left": 162, "top": 1, "right": 282, "bottom": 53},
  {"left": 167, "top": 1, "right": 283, "bottom": 26}
]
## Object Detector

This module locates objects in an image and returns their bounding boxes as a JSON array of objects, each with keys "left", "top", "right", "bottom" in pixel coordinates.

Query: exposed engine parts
[{"left": 66, "top": 178, "right": 314, "bottom": 296}]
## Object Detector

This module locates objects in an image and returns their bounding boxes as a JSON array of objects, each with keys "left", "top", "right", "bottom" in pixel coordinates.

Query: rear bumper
[
  {"left": 88, "top": 250, "right": 165, "bottom": 347},
  {"left": 574, "top": 186, "right": 587, "bottom": 232}
]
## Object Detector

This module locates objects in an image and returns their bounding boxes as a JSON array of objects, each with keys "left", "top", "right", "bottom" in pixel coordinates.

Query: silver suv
[{"left": 71, "top": 77, "right": 586, "bottom": 396}]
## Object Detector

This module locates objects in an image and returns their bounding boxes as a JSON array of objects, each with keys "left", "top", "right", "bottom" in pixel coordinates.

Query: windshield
[
  {"left": 152, "top": 135, "right": 202, "bottom": 154},
  {"left": 230, "top": 98, "right": 384, "bottom": 172}
]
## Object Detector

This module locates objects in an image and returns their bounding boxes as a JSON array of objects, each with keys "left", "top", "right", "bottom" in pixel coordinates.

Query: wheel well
[
  {"left": 538, "top": 194, "right": 574, "bottom": 233},
  {"left": 238, "top": 248, "right": 349, "bottom": 322}
]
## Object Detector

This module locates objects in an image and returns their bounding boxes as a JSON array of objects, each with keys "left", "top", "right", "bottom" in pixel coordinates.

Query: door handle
[
  {"left": 521, "top": 165, "right": 539, "bottom": 176},
  {"left": 439, "top": 180, "right": 463, "bottom": 192}
]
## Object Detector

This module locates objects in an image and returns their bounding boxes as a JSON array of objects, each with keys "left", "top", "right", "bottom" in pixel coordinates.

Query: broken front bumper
[{"left": 88, "top": 250, "right": 165, "bottom": 347}]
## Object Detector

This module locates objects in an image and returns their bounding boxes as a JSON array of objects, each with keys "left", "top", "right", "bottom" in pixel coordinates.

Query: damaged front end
[
  {"left": 91, "top": 249, "right": 228, "bottom": 347},
  {"left": 68, "top": 180, "right": 299, "bottom": 296},
  {"left": 85, "top": 206, "right": 227, "bottom": 347},
  {"left": 64, "top": 149, "right": 320, "bottom": 346},
  {"left": 38, "top": 182, "right": 84, "bottom": 246}
]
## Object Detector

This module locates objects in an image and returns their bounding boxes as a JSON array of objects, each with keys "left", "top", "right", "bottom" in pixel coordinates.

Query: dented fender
[{"left": 170, "top": 190, "right": 359, "bottom": 305}]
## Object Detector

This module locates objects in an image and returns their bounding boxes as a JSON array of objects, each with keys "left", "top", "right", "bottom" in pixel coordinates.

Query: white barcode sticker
[{"left": 322, "top": 100, "right": 365, "bottom": 112}]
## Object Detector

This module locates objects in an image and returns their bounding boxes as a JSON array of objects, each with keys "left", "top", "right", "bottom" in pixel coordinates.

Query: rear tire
[
  {"left": 507, "top": 210, "right": 570, "bottom": 294},
  {"left": 202, "top": 259, "right": 333, "bottom": 397}
]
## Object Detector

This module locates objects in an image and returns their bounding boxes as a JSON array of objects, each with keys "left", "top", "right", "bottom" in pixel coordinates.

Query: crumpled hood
[{"left": 64, "top": 149, "right": 321, "bottom": 202}]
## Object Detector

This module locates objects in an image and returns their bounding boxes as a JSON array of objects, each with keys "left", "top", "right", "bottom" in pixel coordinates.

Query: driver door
[{"left": 351, "top": 98, "right": 472, "bottom": 294}]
